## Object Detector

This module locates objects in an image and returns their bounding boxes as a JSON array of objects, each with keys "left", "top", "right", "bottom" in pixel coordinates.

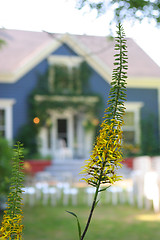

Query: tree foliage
[{"left": 77, "top": 0, "right": 160, "bottom": 25}]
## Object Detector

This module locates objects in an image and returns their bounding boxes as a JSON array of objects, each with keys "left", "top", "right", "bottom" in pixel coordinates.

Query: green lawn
[{"left": 22, "top": 203, "right": 160, "bottom": 240}]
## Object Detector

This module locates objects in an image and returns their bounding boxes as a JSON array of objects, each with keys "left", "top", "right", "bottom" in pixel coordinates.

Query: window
[
  {"left": 0, "top": 109, "right": 5, "bottom": 137},
  {"left": 48, "top": 55, "right": 83, "bottom": 94},
  {"left": 0, "top": 99, "right": 15, "bottom": 140},
  {"left": 123, "top": 112, "right": 136, "bottom": 144},
  {"left": 123, "top": 102, "right": 144, "bottom": 145}
]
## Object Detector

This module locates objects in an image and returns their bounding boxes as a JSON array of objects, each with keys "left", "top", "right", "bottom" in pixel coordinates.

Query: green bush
[{"left": 0, "top": 137, "right": 13, "bottom": 196}]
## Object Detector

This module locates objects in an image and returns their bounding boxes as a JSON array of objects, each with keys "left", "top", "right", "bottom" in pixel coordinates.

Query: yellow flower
[
  {"left": 0, "top": 213, "right": 23, "bottom": 240},
  {"left": 0, "top": 142, "right": 24, "bottom": 239},
  {"left": 81, "top": 118, "right": 123, "bottom": 187}
]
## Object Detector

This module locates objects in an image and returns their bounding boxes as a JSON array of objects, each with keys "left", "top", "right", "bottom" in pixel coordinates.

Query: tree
[{"left": 76, "top": 0, "right": 160, "bottom": 25}]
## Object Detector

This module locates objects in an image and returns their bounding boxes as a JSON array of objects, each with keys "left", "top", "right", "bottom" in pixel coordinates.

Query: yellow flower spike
[
  {"left": 81, "top": 117, "right": 124, "bottom": 186},
  {"left": 79, "top": 24, "right": 128, "bottom": 240}
]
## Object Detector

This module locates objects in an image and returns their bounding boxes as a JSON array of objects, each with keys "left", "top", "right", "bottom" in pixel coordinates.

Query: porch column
[
  {"left": 84, "top": 130, "right": 94, "bottom": 159},
  {"left": 67, "top": 113, "right": 74, "bottom": 152},
  {"left": 39, "top": 127, "right": 48, "bottom": 156},
  {"left": 76, "top": 114, "right": 84, "bottom": 158}
]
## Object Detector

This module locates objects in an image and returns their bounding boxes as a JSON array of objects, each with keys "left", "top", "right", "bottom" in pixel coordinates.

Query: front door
[
  {"left": 39, "top": 110, "right": 90, "bottom": 159},
  {"left": 51, "top": 110, "right": 74, "bottom": 160},
  {"left": 57, "top": 118, "right": 68, "bottom": 147}
]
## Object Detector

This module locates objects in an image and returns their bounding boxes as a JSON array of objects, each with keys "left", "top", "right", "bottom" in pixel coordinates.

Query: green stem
[
  {"left": 81, "top": 164, "right": 105, "bottom": 240},
  {"left": 80, "top": 182, "right": 100, "bottom": 240}
]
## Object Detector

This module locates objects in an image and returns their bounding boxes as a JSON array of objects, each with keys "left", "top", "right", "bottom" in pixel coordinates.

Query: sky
[{"left": 0, "top": 0, "right": 160, "bottom": 66}]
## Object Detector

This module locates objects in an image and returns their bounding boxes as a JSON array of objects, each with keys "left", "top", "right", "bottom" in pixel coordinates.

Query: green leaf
[
  {"left": 98, "top": 185, "right": 111, "bottom": 192},
  {"left": 94, "top": 199, "right": 100, "bottom": 209},
  {"left": 66, "top": 211, "right": 82, "bottom": 240}
]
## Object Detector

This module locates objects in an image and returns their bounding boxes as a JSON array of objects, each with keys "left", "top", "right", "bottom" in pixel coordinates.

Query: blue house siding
[
  {"left": 0, "top": 44, "right": 82, "bottom": 139},
  {"left": 126, "top": 88, "right": 158, "bottom": 118},
  {"left": 50, "top": 43, "right": 160, "bottom": 146},
  {"left": 127, "top": 87, "right": 158, "bottom": 128},
  {"left": 53, "top": 43, "right": 77, "bottom": 56},
  {"left": 87, "top": 67, "right": 110, "bottom": 118},
  {"left": 0, "top": 60, "right": 48, "bottom": 138},
  {"left": 127, "top": 88, "right": 159, "bottom": 149},
  {"left": 0, "top": 41, "right": 159, "bottom": 154}
]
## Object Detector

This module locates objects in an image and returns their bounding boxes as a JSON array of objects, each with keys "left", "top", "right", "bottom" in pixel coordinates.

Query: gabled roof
[{"left": 0, "top": 28, "right": 160, "bottom": 88}]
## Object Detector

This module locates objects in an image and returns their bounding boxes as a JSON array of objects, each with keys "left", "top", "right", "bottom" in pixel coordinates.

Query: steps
[
  {"left": 45, "top": 159, "right": 86, "bottom": 182},
  {"left": 44, "top": 159, "right": 132, "bottom": 182}
]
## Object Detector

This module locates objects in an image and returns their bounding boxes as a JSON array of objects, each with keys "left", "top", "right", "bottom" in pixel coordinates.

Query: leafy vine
[{"left": 17, "top": 61, "right": 102, "bottom": 158}]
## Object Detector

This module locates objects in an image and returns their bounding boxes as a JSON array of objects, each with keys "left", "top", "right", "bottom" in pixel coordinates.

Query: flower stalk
[
  {"left": 0, "top": 142, "right": 24, "bottom": 240},
  {"left": 80, "top": 23, "right": 128, "bottom": 239}
]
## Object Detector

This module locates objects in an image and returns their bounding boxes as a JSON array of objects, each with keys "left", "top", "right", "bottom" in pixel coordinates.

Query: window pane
[
  {"left": 123, "top": 130, "right": 135, "bottom": 144},
  {"left": 124, "top": 112, "right": 134, "bottom": 126},
  {"left": 0, "top": 109, "right": 5, "bottom": 125}
]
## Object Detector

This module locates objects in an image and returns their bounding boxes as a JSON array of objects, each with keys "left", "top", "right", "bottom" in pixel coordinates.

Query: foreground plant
[
  {"left": 68, "top": 23, "right": 128, "bottom": 240},
  {"left": 0, "top": 142, "right": 24, "bottom": 240}
]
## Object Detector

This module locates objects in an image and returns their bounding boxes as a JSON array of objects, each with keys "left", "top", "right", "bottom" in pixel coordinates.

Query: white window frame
[
  {"left": 123, "top": 102, "right": 144, "bottom": 145},
  {"left": 158, "top": 88, "right": 160, "bottom": 146},
  {"left": 39, "top": 109, "right": 75, "bottom": 157},
  {"left": 48, "top": 55, "right": 83, "bottom": 68},
  {"left": 47, "top": 55, "right": 83, "bottom": 93},
  {"left": 0, "top": 99, "right": 16, "bottom": 141}
]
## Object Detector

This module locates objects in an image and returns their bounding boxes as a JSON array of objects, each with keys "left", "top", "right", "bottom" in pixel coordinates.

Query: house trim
[
  {"left": 127, "top": 77, "right": 160, "bottom": 88},
  {"left": 35, "top": 95, "right": 99, "bottom": 104},
  {"left": 124, "top": 102, "right": 144, "bottom": 145},
  {"left": 158, "top": 88, "right": 160, "bottom": 144},
  {"left": 48, "top": 55, "right": 83, "bottom": 67},
  {"left": 63, "top": 34, "right": 113, "bottom": 83},
  {"left": 39, "top": 109, "right": 76, "bottom": 159},
  {"left": 0, "top": 98, "right": 16, "bottom": 141},
  {"left": 1, "top": 33, "right": 160, "bottom": 89},
  {"left": 0, "top": 38, "right": 62, "bottom": 83},
  {"left": 59, "top": 35, "right": 160, "bottom": 88}
]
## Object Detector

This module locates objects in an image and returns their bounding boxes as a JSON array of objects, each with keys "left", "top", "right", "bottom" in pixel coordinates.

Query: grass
[
  {"left": 1, "top": 187, "right": 160, "bottom": 240},
  {"left": 22, "top": 202, "right": 160, "bottom": 240}
]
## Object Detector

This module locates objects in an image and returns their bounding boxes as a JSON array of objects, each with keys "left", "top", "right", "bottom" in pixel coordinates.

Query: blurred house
[{"left": 0, "top": 29, "right": 160, "bottom": 159}]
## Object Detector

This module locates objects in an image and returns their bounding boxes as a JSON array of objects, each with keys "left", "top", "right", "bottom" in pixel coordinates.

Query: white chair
[
  {"left": 55, "top": 139, "right": 73, "bottom": 162},
  {"left": 126, "top": 186, "right": 134, "bottom": 206},
  {"left": 21, "top": 187, "right": 28, "bottom": 205},
  {"left": 107, "top": 186, "right": 123, "bottom": 205},
  {"left": 85, "top": 187, "right": 96, "bottom": 206},
  {"left": 35, "top": 182, "right": 49, "bottom": 200},
  {"left": 144, "top": 170, "right": 159, "bottom": 212},
  {"left": 63, "top": 187, "right": 78, "bottom": 206},
  {"left": 27, "top": 187, "right": 36, "bottom": 206},
  {"left": 132, "top": 156, "right": 152, "bottom": 208},
  {"left": 49, "top": 187, "right": 57, "bottom": 206},
  {"left": 42, "top": 187, "right": 50, "bottom": 206},
  {"left": 56, "top": 182, "right": 70, "bottom": 200}
]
